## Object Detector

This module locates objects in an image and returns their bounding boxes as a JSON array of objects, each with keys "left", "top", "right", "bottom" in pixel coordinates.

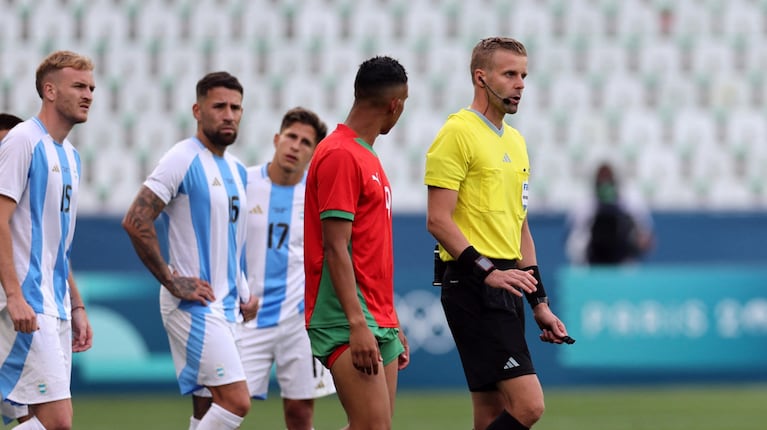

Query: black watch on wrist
[
  {"left": 474, "top": 256, "right": 496, "bottom": 279},
  {"left": 531, "top": 296, "right": 549, "bottom": 308},
  {"left": 476, "top": 256, "right": 494, "bottom": 272}
]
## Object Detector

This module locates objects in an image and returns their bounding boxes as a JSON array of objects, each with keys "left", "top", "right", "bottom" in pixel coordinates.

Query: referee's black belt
[
  {"left": 487, "top": 258, "right": 518, "bottom": 270},
  {"left": 447, "top": 258, "right": 518, "bottom": 271}
]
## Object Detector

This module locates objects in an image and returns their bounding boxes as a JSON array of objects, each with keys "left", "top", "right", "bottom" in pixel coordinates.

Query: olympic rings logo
[{"left": 395, "top": 289, "right": 455, "bottom": 355}]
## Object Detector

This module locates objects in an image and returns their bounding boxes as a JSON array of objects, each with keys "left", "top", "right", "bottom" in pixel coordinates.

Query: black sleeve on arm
[
  {"left": 457, "top": 245, "right": 496, "bottom": 280},
  {"left": 521, "top": 265, "right": 548, "bottom": 308}
]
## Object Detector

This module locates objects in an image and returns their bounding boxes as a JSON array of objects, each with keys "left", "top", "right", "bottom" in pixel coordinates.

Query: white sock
[
  {"left": 189, "top": 416, "right": 201, "bottom": 430},
  {"left": 14, "top": 416, "right": 46, "bottom": 429},
  {"left": 197, "top": 403, "right": 244, "bottom": 430}
]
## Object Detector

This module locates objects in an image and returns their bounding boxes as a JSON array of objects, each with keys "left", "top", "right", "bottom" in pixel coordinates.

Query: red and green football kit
[{"left": 304, "top": 124, "right": 398, "bottom": 332}]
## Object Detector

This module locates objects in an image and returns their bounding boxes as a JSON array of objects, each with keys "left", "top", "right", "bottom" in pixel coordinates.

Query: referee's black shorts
[{"left": 440, "top": 259, "right": 535, "bottom": 392}]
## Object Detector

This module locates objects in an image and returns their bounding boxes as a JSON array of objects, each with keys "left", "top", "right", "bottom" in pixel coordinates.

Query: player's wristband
[
  {"left": 457, "top": 246, "right": 496, "bottom": 281},
  {"left": 521, "top": 265, "right": 548, "bottom": 308}
]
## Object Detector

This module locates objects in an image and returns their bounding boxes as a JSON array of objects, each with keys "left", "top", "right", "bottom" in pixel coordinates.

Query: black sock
[{"left": 485, "top": 410, "right": 529, "bottom": 430}]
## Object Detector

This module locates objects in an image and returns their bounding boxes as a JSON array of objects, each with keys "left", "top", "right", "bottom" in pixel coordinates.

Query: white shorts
[
  {"left": 162, "top": 308, "right": 246, "bottom": 395},
  {"left": 237, "top": 313, "right": 335, "bottom": 400},
  {"left": 0, "top": 311, "right": 71, "bottom": 406},
  {"left": 1, "top": 401, "right": 28, "bottom": 424}
]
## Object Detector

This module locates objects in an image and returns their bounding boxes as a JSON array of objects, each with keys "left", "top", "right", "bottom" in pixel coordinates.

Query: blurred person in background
[
  {"left": 0, "top": 116, "right": 30, "bottom": 424},
  {"left": 0, "top": 50, "right": 94, "bottom": 430},
  {"left": 0, "top": 113, "right": 23, "bottom": 142},
  {"left": 566, "top": 161, "right": 655, "bottom": 265},
  {"left": 303, "top": 56, "right": 410, "bottom": 429},
  {"left": 241, "top": 106, "right": 335, "bottom": 429},
  {"left": 122, "top": 71, "right": 257, "bottom": 430},
  {"left": 425, "top": 37, "right": 570, "bottom": 430}
]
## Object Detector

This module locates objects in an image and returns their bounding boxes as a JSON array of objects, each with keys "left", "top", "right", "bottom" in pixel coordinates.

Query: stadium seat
[
  {"left": 3, "top": 0, "right": 764, "bottom": 212},
  {"left": 721, "top": 0, "right": 762, "bottom": 38},
  {"left": 601, "top": 73, "right": 643, "bottom": 111},
  {"left": 619, "top": 106, "right": 664, "bottom": 151}
]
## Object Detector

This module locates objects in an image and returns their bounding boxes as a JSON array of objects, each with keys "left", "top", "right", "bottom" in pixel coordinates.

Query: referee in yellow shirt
[{"left": 425, "top": 37, "right": 571, "bottom": 430}]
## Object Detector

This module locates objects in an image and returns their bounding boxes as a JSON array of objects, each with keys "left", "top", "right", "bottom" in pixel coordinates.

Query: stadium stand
[{"left": 0, "top": 0, "right": 765, "bottom": 213}]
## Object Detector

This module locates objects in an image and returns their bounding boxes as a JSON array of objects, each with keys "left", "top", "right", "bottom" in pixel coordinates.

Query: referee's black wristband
[
  {"left": 457, "top": 246, "right": 496, "bottom": 281},
  {"left": 521, "top": 265, "right": 549, "bottom": 308}
]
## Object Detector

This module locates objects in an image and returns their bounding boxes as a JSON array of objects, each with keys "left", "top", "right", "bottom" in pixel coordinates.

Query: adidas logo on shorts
[{"left": 503, "top": 356, "right": 520, "bottom": 370}]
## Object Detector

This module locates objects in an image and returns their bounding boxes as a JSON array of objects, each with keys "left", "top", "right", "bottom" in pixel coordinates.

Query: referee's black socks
[{"left": 486, "top": 410, "right": 529, "bottom": 430}]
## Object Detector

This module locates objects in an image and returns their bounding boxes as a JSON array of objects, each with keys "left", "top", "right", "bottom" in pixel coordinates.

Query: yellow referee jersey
[{"left": 424, "top": 108, "right": 530, "bottom": 261}]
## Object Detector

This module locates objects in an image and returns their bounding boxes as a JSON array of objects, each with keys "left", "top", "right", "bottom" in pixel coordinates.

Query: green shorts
[{"left": 308, "top": 326, "right": 404, "bottom": 369}]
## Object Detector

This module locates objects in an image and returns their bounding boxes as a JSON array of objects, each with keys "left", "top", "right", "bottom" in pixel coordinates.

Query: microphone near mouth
[{"left": 479, "top": 76, "right": 512, "bottom": 105}]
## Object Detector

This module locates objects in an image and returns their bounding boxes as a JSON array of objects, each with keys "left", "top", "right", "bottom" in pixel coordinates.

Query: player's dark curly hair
[
  {"left": 353, "top": 56, "right": 408, "bottom": 103},
  {"left": 196, "top": 71, "right": 243, "bottom": 99},
  {"left": 0, "top": 113, "right": 23, "bottom": 131},
  {"left": 280, "top": 107, "right": 328, "bottom": 144}
]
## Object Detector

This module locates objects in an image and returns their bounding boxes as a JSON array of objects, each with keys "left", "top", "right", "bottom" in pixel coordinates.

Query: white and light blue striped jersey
[
  {"left": 0, "top": 117, "right": 80, "bottom": 320},
  {"left": 244, "top": 163, "right": 306, "bottom": 328},
  {"left": 145, "top": 137, "right": 248, "bottom": 323}
]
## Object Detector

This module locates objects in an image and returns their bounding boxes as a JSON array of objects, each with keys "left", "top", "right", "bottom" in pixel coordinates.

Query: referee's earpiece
[{"left": 478, "top": 76, "right": 511, "bottom": 105}]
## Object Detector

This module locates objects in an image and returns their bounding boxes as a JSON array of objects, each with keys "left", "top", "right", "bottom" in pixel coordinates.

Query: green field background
[{"left": 68, "top": 385, "right": 767, "bottom": 429}]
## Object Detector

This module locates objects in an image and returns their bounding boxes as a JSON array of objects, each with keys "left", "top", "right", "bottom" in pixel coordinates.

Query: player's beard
[
  {"left": 203, "top": 126, "right": 238, "bottom": 147},
  {"left": 57, "top": 99, "right": 89, "bottom": 125}
]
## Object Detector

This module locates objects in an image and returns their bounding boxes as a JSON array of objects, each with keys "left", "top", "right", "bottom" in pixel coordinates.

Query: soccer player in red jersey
[{"left": 303, "top": 56, "right": 410, "bottom": 429}]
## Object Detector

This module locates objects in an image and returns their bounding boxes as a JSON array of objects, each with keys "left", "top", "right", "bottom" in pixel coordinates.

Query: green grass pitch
[{"left": 70, "top": 385, "right": 767, "bottom": 429}]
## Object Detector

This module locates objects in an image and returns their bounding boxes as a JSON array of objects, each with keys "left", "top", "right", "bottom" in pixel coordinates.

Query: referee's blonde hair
[{"left": 470, "top": 37, "right": 527, "bottom": 84}]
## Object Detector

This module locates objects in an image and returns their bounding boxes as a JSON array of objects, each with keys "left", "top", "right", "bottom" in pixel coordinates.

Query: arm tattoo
[
  {"left": 169, "top": 276, "right": 200, "bottom": 300},
  {"left": 123, "top": 187, "right": 174, "bottom": 288}
]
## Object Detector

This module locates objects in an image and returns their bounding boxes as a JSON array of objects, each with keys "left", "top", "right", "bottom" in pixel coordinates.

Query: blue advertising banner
[
  {"left": 558, "top": 266, "right": 767, "bottom": 370},
  {"left": 72, "top": 270, "right": 466, "bottom": 390},
  {"left": 67, "top": 213, "right": 767, "bottom": 391},
  {"left": 73, "top": 273, "right": 176, "bottom": 386}
]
